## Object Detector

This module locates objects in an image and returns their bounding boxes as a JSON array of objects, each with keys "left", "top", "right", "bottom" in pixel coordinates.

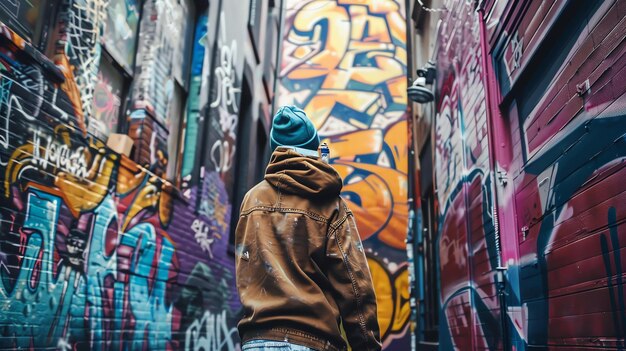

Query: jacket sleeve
[{"left": 323, "top": 201, "right": 382, "bottom": 351}]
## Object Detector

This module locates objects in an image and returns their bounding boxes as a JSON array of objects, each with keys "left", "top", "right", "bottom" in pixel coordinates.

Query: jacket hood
[{"left": 265, "top": 148, "right": 342, "bottom": 200}]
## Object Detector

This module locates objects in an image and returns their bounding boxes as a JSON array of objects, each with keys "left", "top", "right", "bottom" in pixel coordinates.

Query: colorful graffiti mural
[
  {"left": 426, "top": 0, "right": 626, "bottom": 349},
  {"left": 432, "top": 4, "right": 504, "bottom": 348},
  {"left": 0, "top": 0, "right": 243, "bottom": 347},
  {"left": 278, "top": 0, "right": 410, "bottom": 349},
  {"left": 0, "top": 37, "right": 175, "bottom": 349},
  {"left": 503, "top": 0, "right": 626, "bottom": 348},
  {"left": 90, "top": 65, "right": 123, "bottom": 138},
  {"left": 200, "top": 3, "right": 246, "bottom": 244}
]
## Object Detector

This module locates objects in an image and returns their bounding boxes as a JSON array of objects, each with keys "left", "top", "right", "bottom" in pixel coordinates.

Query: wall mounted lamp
[{"left": 408, "top": 61, "right": 436, "bottom": 104}]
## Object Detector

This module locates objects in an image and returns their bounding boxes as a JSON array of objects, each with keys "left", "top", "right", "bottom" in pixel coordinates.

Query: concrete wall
[{"left": 0, "top": 0, "right": 278, "bottom": 349}]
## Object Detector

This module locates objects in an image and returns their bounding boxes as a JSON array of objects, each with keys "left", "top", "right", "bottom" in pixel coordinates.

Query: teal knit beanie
[{"left": 270, "top": 105, "right": 320, "bottom": 152}]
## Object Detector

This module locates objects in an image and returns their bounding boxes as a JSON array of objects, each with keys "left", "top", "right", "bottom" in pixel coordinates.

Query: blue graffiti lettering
[{"left": 0, "top": 189, "right": 175, "bottom": 349}]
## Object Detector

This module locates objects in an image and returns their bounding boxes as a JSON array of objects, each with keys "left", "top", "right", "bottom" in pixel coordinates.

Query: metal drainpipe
[
  {"left": 271, "top": 0, "right": 286, "bottom": 116},
  {"left": 403, "top": 1, "right": 419, "bottom": 350},
  {"left": 476, "top": 4, "right": 509, "bottom": 351}
]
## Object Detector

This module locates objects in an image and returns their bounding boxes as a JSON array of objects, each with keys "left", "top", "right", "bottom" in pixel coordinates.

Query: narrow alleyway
[{"left": 0, "top": 0, "right": 624, "bottom": 350}]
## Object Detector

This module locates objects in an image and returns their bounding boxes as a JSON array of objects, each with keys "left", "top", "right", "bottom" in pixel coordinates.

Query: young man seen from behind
[{"left": 235, "top": 105, "right": 382, "bottom": 351}]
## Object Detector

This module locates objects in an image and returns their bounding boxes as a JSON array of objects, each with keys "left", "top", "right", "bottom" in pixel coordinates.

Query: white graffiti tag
[
  {"left": 56, "top": 334, "right": 72, "bottom": 351},
  {"left": 31, "top": 129, "right": 89, "bottom": 179},
  {"left": 185, "top": 310, "right": 238, "bottom": 351},
  {"left": 192, "top": 219, "right": 216, "bottom": 259},
  {"left": 66, "top": 0, "right": 108, "bottom": 120},
  {"left": 210, "top": 140, "right": 236, "bottom": 174},
  {"left": 210, "top": 12, "right": 240, "bottom": 114}
]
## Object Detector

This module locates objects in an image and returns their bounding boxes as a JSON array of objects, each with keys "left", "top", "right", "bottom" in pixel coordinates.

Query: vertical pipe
[
  {"left": 271, "top": 0, "right": 286, "bottom": 116},
  {"left": 403, "top": 1, "right": 420, "bottom": 350},
  {"left": 477, "top": 5, "right": 509, "bottom": 351}
]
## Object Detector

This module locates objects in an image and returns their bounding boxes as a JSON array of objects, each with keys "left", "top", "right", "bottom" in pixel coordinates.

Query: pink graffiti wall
[
  {"left": 430, "top": 0, "right": 626, "bottom": 349},
  {"left": 432, "top": 0, "right": 503, "bottom": 349}
]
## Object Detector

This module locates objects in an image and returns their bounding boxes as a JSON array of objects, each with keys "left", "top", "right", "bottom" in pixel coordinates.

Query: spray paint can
[{"left": 319, "top": 143, "right": 330, "bottom": 163}]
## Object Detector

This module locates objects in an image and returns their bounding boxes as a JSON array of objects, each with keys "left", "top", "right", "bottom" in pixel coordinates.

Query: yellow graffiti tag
[
  {"left": 116, "top": 160, "right": 174, "bottom": 231},
  {"left": 323, "top": 121, "right": 408, "bottom": 249},
  {"left": 281, "top": 0, "right": 407, "bottom": 132},
  {"left": 4, "top": 126, "right": 114, "bottom": 216},
  {"left": 367, "top": 257, "right": 410, "bottom": 340}
]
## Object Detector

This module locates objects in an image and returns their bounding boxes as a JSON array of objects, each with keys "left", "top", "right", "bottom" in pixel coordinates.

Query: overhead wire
[{"left": 416, "top": 0, "right": 448, "bottom": 13}]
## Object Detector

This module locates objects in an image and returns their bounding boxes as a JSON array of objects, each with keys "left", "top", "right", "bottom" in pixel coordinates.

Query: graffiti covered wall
[
  {"left": 0, "top": 0, "right": 242, "bottom": 349},
  {"left": 277, "top": 0, "right": 410, "bottom": 349},
  {"left": 429, "top": 0, "right": 626, "bottom": 349},
  {"left": 495, "top": 0, "right": 626, "bottom": 349},
  {"left": 200, "top": 5, "right": 243, "bottom": 244},
  {"left": 431, "top": 1, "right": 505, "bottom": 349}
]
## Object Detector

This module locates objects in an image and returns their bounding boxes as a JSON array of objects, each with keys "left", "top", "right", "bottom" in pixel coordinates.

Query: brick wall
[{"left": 0, "top": 0, "right": 250, "bottom": 348}]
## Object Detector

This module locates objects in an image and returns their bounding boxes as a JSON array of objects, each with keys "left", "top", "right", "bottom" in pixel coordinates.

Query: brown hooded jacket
[{"left": 235, "top": 147, "right": 381, "bottom": 351}]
